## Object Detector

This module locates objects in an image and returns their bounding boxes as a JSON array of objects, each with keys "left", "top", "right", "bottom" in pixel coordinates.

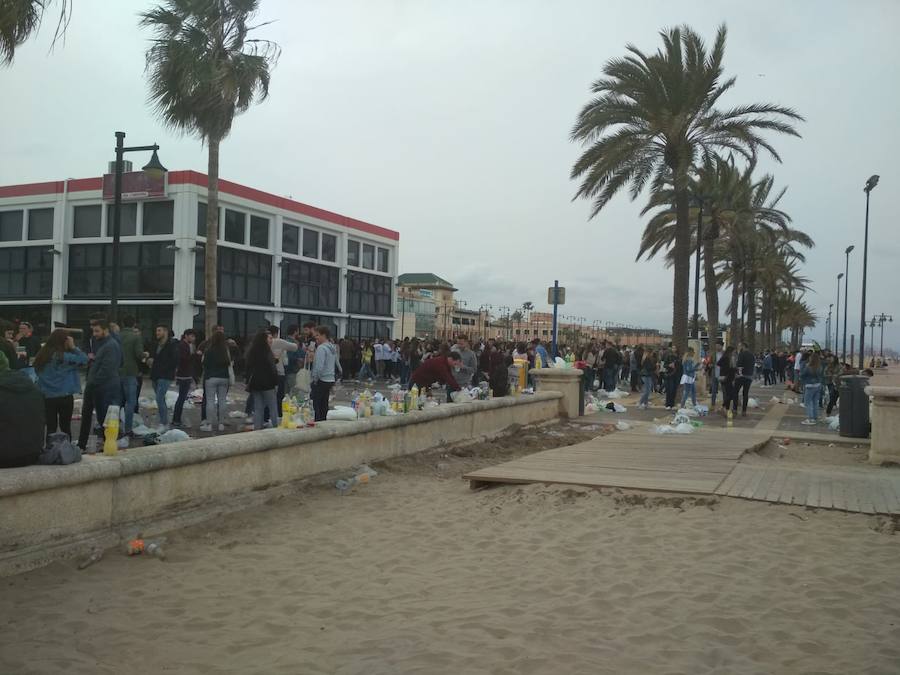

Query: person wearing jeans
[
  {"left": 800, "top": 351, "right": 824, "bottom": 425},
  {"left": 149, "top": 325, "right": 178, "bottom": 430},
  {"left": 245, "top": 330, "right": 279, "bottom": 430},
  {"left": 171, "top": 329, "right": 197, "bottom": 427},
  {"left": 637, "top": 350, "right": 657, "bottom": 409},
  {"left": 680, "top": 349, "right": 698, "bottom": 408},
  {"left": 310, "top": 325, "right": 338, "bottom": 422},
  {"left": 85, "top": 320, "right": 122, "bottom": 441},
  {"left": 119, "top": 316, "right": 145, "bottom": 436},
  {"left": 735, "top": 343, "right": 755, "bottom": 416},
  {"left": 200, "top": 332, "right": 232, "bottom": 432}
]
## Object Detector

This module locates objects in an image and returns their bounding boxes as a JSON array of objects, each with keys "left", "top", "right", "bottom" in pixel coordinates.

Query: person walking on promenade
[
  {"left": 119, "top": 316, "right": 146, "bottom": 437},
  {"left": 680, "top": 348, "right": 698, "bottom": 408},
  {"left": 662, "top": 345, "right": 682, "bottom": 409},
  {"left": 637, "top": 348, "right": 658, "bottom": 409},
  {"left": 800, "top": 350, "right": 825, "bottom": 425},
  {"left": 735, "top": 342, "right": 755, "bottom": 417},
  {"left": 717, "top": 345, "right": 738, "bottom": 417},
  {"left": 171, "top": 329, "right": 197, "bottom": 428}
]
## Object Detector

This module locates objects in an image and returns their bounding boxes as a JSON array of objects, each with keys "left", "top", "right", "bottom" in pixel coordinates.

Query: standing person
[
  {"left": 268, "top": 325, "right": 299, "bottom": 413},
  {"left": 825, "top": 354, "right": 843, "bottom": 416},
  {"left": 800, "top": 351, "right": 825, "bottom": 425},
  {"left": 718, "top": 346, "right": 738, "bottom": 416},
  {"left": 359, "top": 340, "right": 374, "bottom": 382},
  {"left": 762, "top": 351, "right": 775, "bottom": 387},
  {"left": 662, "top": 345, "right": 681, "bottom": 409},
  {"left": 373, "top": 338, "right": 386, "bottom": 379},
  {"left": 34, "top": 329, "right": 88, "bottom": 439},
  {"left": 411, "top": 351, "right": 462, "bottom": 400},
  {"left": 680, "top": 348, "right": 698, "bottom": 408},
  {"left": 735, "top": 342, "right": 755, "bottom": 417},
  {"left": 119, "top": 316, "right": 146, "bottom": 437},
  {"left": 310, "top": 325, "right": 339, "bottom": 422},
  {"left": 0, "top": 351, "right": 46, "bottom": 468},
  {"left": 283, "top": 325, "right": 303, "bottom": 395},
  {"left": 630, "top": 346, "right": 642, "bottom": 392},
  {"left": 85, "top": 320, "right": 123, "bottom": 440},
  {"left": 245, "top": 331, "right": 279, "bottom": 430},
  {"left": 339, "top": 336, "right": 354, "bottom": 382},
  {"left": 76, "top": 315, "right": 105, "bottom": 451},
  {"left": 710, "top": 340, "right": 724, "bottom": 408},
  {"left": 620, "top": 346, "right": 631, "bottom": 386},
  {"left": 171, "top": 329, "right": 197, "bottom": 428},
  {"left": 602, "top": 341, "right": 620, "bottom": 392},
  {"left": 16, "top": 321, "right": 42, "bottom": 362},
  {"left": 581, "top": 345, "right": 597, "bottom": 393},
  {"left": 149, "top": 325, "right": 178, "bottom": 431},
  {"left": 532, "top": 338, "right": 551, "bottom": 369},
  {"left": 199, "top": 332, "right": 232, "bottom": 433},
  {"left": 637, "top": 348, "right": 657, "bottom": 409},
  {"left": 452, "top": 335, "right": 478, "bottom": 389}
]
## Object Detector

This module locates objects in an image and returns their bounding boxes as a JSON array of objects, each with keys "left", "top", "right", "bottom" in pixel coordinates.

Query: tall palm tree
[
  {"left": 0, "top": 0, "right": 69, "bottom": 65},
  {"left": 141, "top": 0, "right": 278, "bottom": 336},
  {"left": 570, "top": 23, "right": 803, "bottom": 349}
]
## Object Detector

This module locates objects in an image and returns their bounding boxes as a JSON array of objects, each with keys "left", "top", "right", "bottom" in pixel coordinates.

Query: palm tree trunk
[
  {"left": 729, "top": 282, "right": 740, "bottom": 346},
  {"left": 204, "top": 136, "right": 221, "bottom": 337},
  {"left": 746, "top": 279, "right": 757, "bottom": 352},
  {"left": 702, "top": 237, "right": 718, "bottom": 342},
  {"left": 672, "top": 187, "right": 691, "bottom": 350}
]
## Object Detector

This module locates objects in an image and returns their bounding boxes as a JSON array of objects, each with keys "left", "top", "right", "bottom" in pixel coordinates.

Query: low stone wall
[{"left": 0, "top": 392, "right": 562, "bottom": 573}]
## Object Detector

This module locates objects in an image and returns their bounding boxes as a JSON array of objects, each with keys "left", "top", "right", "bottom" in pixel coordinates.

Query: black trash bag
[
  {"left": 143, "top": 432, "right": 160, "bottom": 446},
  {"left": 38, "top": 432, "right": 82, "bottom": 465}
]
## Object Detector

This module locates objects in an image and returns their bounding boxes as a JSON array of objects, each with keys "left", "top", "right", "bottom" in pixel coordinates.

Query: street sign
[{"left": 548, "top": 286, "right": 566, "bottom": 305}]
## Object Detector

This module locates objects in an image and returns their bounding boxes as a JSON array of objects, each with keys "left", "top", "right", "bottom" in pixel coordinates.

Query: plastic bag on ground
[
  {"left": 826, "top": 415, "right": 840, "bottom": 430},
  {"left": 694, "top": 404, "right": 709, "bottom": 416},
  {"left": 653, "top": 425, "right": 676, "bottom": 434},
  {"left": 615, "top": 421, "right": 631, "bottom": 431},
  {"left": 158, "top": 429, "right": 190, "bottom": 444},
  {"left": 131, "top": 424, "right": 153, "bottom": 437},
  {"left": 747, "top": 397, "right": 760, "bottom": 409},
  {"left": 165, "top": 391, "right": 179, "bottom": 407},
  {"left": 770, "top": 396, "right": 781, "bottom": 404},
  {"left": 554, "top": 357, "right": 567, "bottom": 368},
  {"left": 674, "top": 422, "right": 694, "bottom": 434},
  {"left": 327, "top": 406, "right": 358, "bottom": 421},
  {"left": 672, "top": 413, "right": 692, "bottom": 425},
  {"left": 677, "top": 407, "right": 699, "bottom": 417}
]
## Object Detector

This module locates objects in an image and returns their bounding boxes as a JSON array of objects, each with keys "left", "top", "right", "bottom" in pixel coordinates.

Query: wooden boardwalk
[
  {"left": 465, "top": 423, "right": 769, "bottom": 496},
  {"left": 464, "top": 421, "right": 900, "bottom": 515}
]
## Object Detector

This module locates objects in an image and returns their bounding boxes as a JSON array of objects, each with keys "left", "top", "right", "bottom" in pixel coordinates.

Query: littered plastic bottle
[{"left": 103, "top": 405, "right": 120, "bottom": 456}]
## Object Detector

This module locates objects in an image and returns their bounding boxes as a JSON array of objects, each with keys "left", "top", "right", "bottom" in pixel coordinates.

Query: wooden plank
[
  {"left": 820, "top": 476, "right": 835, "bottom": 510},
  {"left": 868, "top": 478, "right": 889, "bottom": 515},
  {"left": 740, "top": 466, "right": 769, "bottom": 500},
  {"left": 778, "top": 469, "right": 799, "bottom": 506},
  {"left": 714, "top": 466, "right": 744, "bottom": 496},
  {"left": 843, "top": 479, "right": 861, "bottom": 513},
  {"left": 765, "top": 468, "right": 791, "bottom": 504},
  {"left": 727, "top": 465, "right": 759, "bottom": 498},
  {"left": 855, "top": 478, "right": 875, "bottom": 515},
  {"left": 829, "top": 477, "right": 845, "bottom": 512},
  {"left": 876, "top": 478, "right": 900, "bottom": 515},
  {"left": 465, "top": 466, "right": 725, "bottom": 491},
  {"left": 752, "top": 466, "right": 781, "bottom": 501},
  {"left": 790, "top": 471, "right": 811, "bottom": 507},
  {"left": 806, "top": 474, "right": 821, "bottom": 509}
]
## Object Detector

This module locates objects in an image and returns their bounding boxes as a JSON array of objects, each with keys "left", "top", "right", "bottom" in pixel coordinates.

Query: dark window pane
[
  {"left": 282, "top": 224, "right": 299, "bottom": 254},
  {"left": 362, "top": 244, "right": 375, "bottom": 270},
  {"left": 347, "top": 240, "right": 359, "bottom": 267},
  {"left": 322, "top": 233, "right": 337, "bottom": 262},
  {"left": 120, "top": 243, "right": 140, "bottom": 267},
  {"left": 27, "top": 208, "right": 54, "bottom": 240},
  {"left": 250, "top": 215, "right": 269, "bottom": 248},
  {"left": 143, "top": 200, "right": 174, "bottom": 235},
  {"left": 377, "top": 247, "right": 389, "bottom": 273},
  {"left": 0, "top": 210, "right": 24, "bottom": 241},
  {"left": 73, "top": 205, "right": 101, "bottom": 238},
  {"left": 346, "top": 271, "right": 392, "bottom": 316},
  {"left": 224, "top": 209, "right": 245, "bottom": 243},
  {"left": 302, "top": 229, "right": 319, "bottom": 258},
  {"left": 105, "top": 203, "right": 137, "bottom": 237},
  {"left": 197, "top": 202, "right": 207, "bottom": 237}
]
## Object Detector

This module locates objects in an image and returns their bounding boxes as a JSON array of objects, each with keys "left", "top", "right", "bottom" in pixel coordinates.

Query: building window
[
  {"left": 0, "top": 210, "right": 23, "bottom": 242},
  {"left": 322, "top": 233, "right": 337, "bottom": 262},
  {"left": 377, "top": 247, "right": 389, "bottom": 273},
  {"left": 68, "top": 242, "right": 175, "bottom": 299},
  {"left": 347, "top": 271, "right": 392, "bottom": 316},
  {"left": 302, "top": 228, "right": 319, "bottom": 259},
  {"left": 347, "top": 240, "right": 360, "bottom": 266},
  {"left": 281, "top": 313, "right": 338, "bottom": 340},
  {"left": 73, "top": 205, "right": 102, "bottom": 238},
  {"left": 250, "top": 215, "right": 269, "bottom": 249},
  {"left": 0, "top": 247, "right": 53, "bottom": 298},
  {"left": 282, "top": 223, "right": 299, "bottom": 255},
  {"left": 224, "top": 209, "right": 245, "bottom": 244},
  {"left": 27, "top": 208, "right": 54, "bottom": 241},
  {"left": 347, "top": 318, "right": 393, "bottom": 340},
  {"left": 362, "top": 243, "right": 375, "bottom": 270},
  {"left": 106, "top": 203, "right": 137, "bottom": 237},
  {"left": 194, "top": 248, "right": 272, "bottom": 305},
  {"left": 281, "top": 259, "right": 339, "bottom": 311},
  {"left": 193, "top": 308, "right": 269, "bottom": 348},
  {"left": 197, "top": 202, "right": 207, "bottom": 237},
  {"left": 142, "top": 200, "right": 174, "bottom": 235}
]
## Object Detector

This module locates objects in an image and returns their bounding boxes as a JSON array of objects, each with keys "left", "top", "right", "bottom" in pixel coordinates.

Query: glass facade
[
  {"left": 281, "top": 259, "right": 339, "bottom": 311},
  {"left": 0, "top": 246, "right": 53, "bottom": 299},
  {"left": 280, "top": 313, "right": 338, "bottom": 338},
  {"left": 224, "top": 208, "right": 245, "bottom": 244},
  {"left": 106, "top": 203, "right": 137, "bottom": 237},
  {"left": 347, "top": 271, "right": 392, "bottom": 316},
  {"left": 143, "top": 200, "right": 174, "bottom": 235},
  {"left": 250, "top": 215, "right": 269, "bottom": 248},
  {"left": 67, "top": 304, "right": 173, "bottom": 344},
  {"left": 73, "top": 205, "right": 102, "bottom": 238},
  {"left": 27, "top": 208, "right": 54, "bottom": 240},
  {"left": 194, "top": 247, "right": 272, "bottom": 305},
  {"left": 0, "top": 210, "right": 24, "bottom": 241},
  {"left": 347, "top": 318, "right": 393, "bottom": 340},
  {"left": 67, "top": 242, "right": 175, "bottom": 299}
]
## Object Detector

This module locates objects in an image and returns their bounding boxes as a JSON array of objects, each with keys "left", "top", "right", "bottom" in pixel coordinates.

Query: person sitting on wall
[
  {"left": 0, "top": 351, "right": 46, "bottom": 468},
  {"left": 410, "top": 351, "right": 462, "bottom": 402}
]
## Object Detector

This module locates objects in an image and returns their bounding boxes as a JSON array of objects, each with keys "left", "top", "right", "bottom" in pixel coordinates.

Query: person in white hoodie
[
  {"left": 267, "top": 325, "right": 299, "bottom": 413},
  {"left": 310, "top": 325, "right": 341, "bottom": 421}
]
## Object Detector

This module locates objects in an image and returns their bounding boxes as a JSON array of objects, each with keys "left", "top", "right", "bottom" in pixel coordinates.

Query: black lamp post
[
  {"left": 692, "top": 196, "right": 704, "bottom": 341},
  {"left": 874, "top": 313, "right": 893, "bottom": 359},
  {"left": 835, "top": 273, "right": 843, "bottom": 355},
  {"left": 858, "top": 174, "right": 879, "bottom": 368},
  {"left": 110, "top": 131, "right": 167, "bottom": 322},
  {"left": 826, "top": 303, "right": 833, "bottom": 351},
  {"left": 842, "top": 245, "right": 854, "bottom": 362}
]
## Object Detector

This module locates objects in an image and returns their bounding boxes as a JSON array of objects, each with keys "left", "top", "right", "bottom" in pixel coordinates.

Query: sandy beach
[{"left": 2, "top": 423, "right": 899, "bottom": 675}]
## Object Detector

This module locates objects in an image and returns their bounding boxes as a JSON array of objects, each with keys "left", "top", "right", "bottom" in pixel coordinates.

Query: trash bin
[
  {"left": 838, "top": 375, "right": 870, "bottom": 438},
  {"left": 578, "top": 373, "right": 585, "bottom": 416}
]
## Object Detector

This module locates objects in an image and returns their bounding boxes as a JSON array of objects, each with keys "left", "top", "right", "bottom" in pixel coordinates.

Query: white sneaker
[
  {"left": 198, "top": 423, "right": 213, "bottom": 432},
  {"left": 800, "top": 419, "right": 816, "bottom": 425},
  {"left": 218, "top": 424, "right": 225, "bottom": 432}
]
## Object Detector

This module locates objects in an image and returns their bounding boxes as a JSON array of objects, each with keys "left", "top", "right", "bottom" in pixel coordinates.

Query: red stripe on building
[{"left": 0, "top": 181, "right": 63, "bottom": 198}]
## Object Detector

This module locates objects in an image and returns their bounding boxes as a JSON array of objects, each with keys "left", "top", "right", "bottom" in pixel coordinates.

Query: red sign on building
[{"left": 102, "top": 171, "right": 166, "bottom": 201}]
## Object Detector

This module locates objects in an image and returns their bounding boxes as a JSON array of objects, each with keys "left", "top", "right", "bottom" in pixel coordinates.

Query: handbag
[
  {"left": 295, "top": 366, "right": 311, "bottom": 393},
  {"left": 227, "top": 363, "right": 236, "bottom": 386}
]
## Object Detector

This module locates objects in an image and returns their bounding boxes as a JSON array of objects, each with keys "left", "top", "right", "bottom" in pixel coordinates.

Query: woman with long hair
[
  {"left": 200, "top": 331, "right": 231, "bottom": 433},
  {"left": 680, "top": 347, "right": 698, "bottom": 408},
  {"left": 800, "top": 350, "right": 824, "bottom": 425},
  {"left": 359, "top": 340, "right": 374, "bottom": 382},
  {"left": 717, "top": 345, "right": 738, "bottom": 416},
  {"left": 245, "top": 331, "right": 279, "bottom": 430},
  {"left": 825, "top": 353, "right": 843, "bottom": 416},
  {"left": 637, "top": 348, "right": 657, "bottom": 409},
  {"left": 35, "top": 329, "right": 88, "bottom": 439}
]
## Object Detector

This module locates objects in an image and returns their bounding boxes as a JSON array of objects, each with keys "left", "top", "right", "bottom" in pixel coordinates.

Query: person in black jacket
[
  {"left": 245, "top": 331, "right": 279, "bottom": 430},
  {"left": 717, "top": 345, "right": 738, "bottom": 416},
  {"left": 735, "top": 342, "right": 756, "bottom": 417},
  {"left": 0, "top": 351, "right": 46, "bottom": 467},
  {"left": 149, "top": 325, "right": 179, "bottom": 430}
]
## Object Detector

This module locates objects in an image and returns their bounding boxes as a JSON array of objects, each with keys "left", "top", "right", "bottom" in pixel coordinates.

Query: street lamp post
[
  {"left": 692, "top": 197, "right": 704, "bottom": 340},
  {"left": 826, "top": 304, "right": 833, "bottom": 350},
  {"left": 875, "top": 313, "right": 893, "bottom": 360},
  {"left": 842, "top": 245, "right": 854, "bottom": 361},
  {"left": 835, "top": 273, "right": 843, "bottom": 355},
  {"left": 110, "top": 131, "right": 167, "bottom": 322},
  {"left": 858, "top": 175, "right": 879, "bottom": 368}
]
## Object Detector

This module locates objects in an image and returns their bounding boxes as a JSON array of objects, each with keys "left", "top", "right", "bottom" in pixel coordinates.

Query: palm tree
[
  {"left": 140, "top": 0, "right": 278, "bottom": 336},
  {"left": 0, "top": 0, "right": 69, "bottom": 66},
  {"left": 570, "top": 23, "right": 802, "bottom": 350}
]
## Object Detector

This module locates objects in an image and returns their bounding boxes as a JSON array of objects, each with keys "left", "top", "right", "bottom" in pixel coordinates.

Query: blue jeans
[
  {"left": 172, "top": 378, "right": 193, "bottom": 424},
  {"left": 604, "top": 367, "right": 616, "bottom": 392},
  {"left": 681, "top": 381, "right": 696, "bottom": 407},
  {"left": 252, "top": 389, "right": 279, "bottom": 430},
  {"left": 95, "top": 378, "right": 122, "bottom": 431},
  {"left": 154, "top": 378, "right": 172, "bottom": 426},
  {"left": 639, "top": 375, "right": 654, "bottom": 406},
  {"left": 710, "top": 376, "right": 719, "bottom": 407},
  {"left": 122, "top": 376, "right": 138, "bottom": 433},
  {"left": 803, "top": 383, "right": 822, "bottom": 421}
]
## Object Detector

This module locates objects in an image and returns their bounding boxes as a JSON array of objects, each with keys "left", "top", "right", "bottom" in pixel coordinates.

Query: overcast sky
[{"left": 2, "top": 0, "right": 898, "bottom": 351}]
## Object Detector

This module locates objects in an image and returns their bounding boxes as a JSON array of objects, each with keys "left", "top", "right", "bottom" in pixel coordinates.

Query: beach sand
[{"left": 2, "top": 423, "right": 899, "bottom": 675}]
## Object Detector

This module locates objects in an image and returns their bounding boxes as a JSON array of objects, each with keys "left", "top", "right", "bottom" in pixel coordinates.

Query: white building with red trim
[{"left": 0, "top": 171, "right": 399, "bottom": 341}]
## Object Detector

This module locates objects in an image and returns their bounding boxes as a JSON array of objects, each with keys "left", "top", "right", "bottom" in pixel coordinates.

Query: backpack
[{"left": 38, "top": 432, "right": 82, "bottom": 465}]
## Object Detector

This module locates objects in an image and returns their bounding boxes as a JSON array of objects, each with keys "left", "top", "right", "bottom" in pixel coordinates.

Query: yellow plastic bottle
[
  {"left": 281, "top": 400, "right": 293, "bottom": 428},
  {"left": 103, "top": 405, "right": 120, "bottom": 456}
]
